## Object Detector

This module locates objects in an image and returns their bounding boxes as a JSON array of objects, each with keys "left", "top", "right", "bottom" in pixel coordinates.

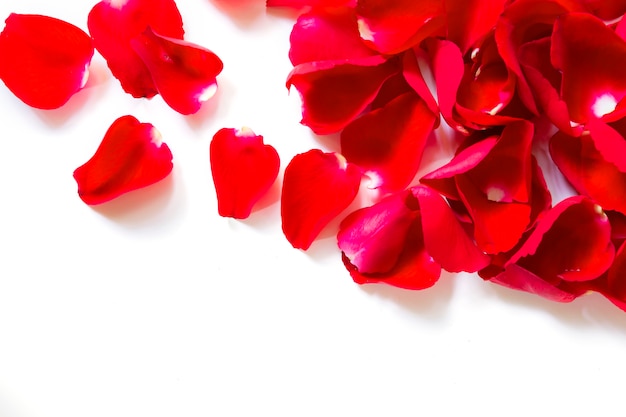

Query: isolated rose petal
[
  {"left": 130, "top": 27, "right": 223, "bottom": 115},
  {"left": 412, "top": 185, "right": 490, "bottom": 273},
  {"left": 355, "top": 0, "right": 445, "bottom": 54},
  {"left": 281, "top": 150, "right": 361, "bottom": 250},
  {"left": 287, "top": 57, "right": 397, "bottom": 134},
  {"left": 0, "top": 14, "right": 94, "bottom": 109},
  {"left": 550, "top": 129, "right": 626, "bottom": 215},
  {"left": 341, "top": 92, "right": 436, "bottom": 191},
  {"left": 338, "top": 191, "right": 440, "bottom": 289},
  {"left": 288, "top": 7, "right": 377, "bottom": 66},
  {"left": 73, "top": 115, "right": 173, "bottom": 205},
  {"left": 506, "top": 196, "right": 614, "bottom": 283},
  {"left": 551, "top": 12, "right": 626, "bottom": 124},
  {"left": 210, "top": 127, "right": 280, "bottom": 219},
  {"left": 88, "top": 0, "right": 184, "bottom": 98}
]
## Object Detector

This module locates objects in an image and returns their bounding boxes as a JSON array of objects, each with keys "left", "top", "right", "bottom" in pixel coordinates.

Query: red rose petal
[
  {"left": 267, "top": 0, "right": 355, "bottom": 7},
  {"left": 341, "top": 92, "right": 436, "bottom": 192},
  {"left": 401, "top": 47, "right": 439, "bottom": 116},
  {"left": 88, "top": 0, "right": 184, "bottom": 98},
  {"left": 287, "top": 57, "right": 397, "bottom": 134},
  {"left": 210, "top": 127, "right": 280, "bottom": 219},
  {"left": 338, "top": 191, "right": 441, "bottom": 290},
  {"left": 444, "top": 0, "right": 507, "bottom": 55},
  {"left": 507, "top": 196, "right": 615, "bottom": 283},
  {"left": 355, "top": 0, "right": 445, "bottom": 54},
  {"left": 288, "top": 7, "right": 377, "bottom": 66},
  {"left": 0, "top": 14, "right": 94, "bottom": 109},
  {"left": 490, "top": 264, "right": 581, "bottom": 302},
  {"left": 607, "top": 240, "right": 626, "bottom": 301},
  {"left": 551, "top": 12, "right": 626, "bottom": 124},
  {"left": 550, "top": 129, "right": 626, "bottom": 215},
  {"left": 281, "top": 149, "right": 361, "bottom": 250},
  {"left": 412, "top": 185, "right": 490, "bottom": 273},
  {"left": 130, "top": 27, "right": 223, "bottom": 115},
  {"left": 73, "top": 115, "right": 173, "bottom": 205}
]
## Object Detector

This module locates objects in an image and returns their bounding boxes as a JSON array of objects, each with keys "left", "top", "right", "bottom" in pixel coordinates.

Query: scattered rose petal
[
  {"left": 131, "top": 27, "right": 223, "bottom": 115},
  {"left": 73, "top": 115, "right": 173, "bottom": 205},
  {"left": 0, "top": 13, "right": 94, "bottom": 109},
  {"left": 88, "top": 0, "right": 185, "bottom": 98},
  {"left": 281, "top": 149, "right": 361, "bottom": 250},
  {"left": 210, "top": 127, "right": 280, "bottom": 219}
]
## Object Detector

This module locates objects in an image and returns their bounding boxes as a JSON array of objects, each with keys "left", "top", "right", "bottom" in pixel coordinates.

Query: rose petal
[
  {"left": 444, "top": 0, "right": 507, "bottom": 55},
  {"left": 0, "top": 14, "right": 94, "bottom": 109},
  {"left": 340, "top": 92, "right": 436, "bottom": 192},
  {"left": 339, "top": 192, "right": 441, "bottom": 290},
  {"left": 130, "top": 27, "right": 223, "bottom": 115},
  {"left": 490, "top": 264, "right": 581, "bottom": 302},
  {"left": 281, "top": 150, "right": 361, "bottom": 250},
  {"left": 412, "top": 185, "right": 490, "bottom": 273},
  {"left": 401, "top": 47, "right": 439, "bottom": 116},
  {"left": 267, "top": 0, "right": 355, "bottom": 7},
  {"left": 287, "top": 57, "right": 397, "bottom": 134},
  {"left": 288, "top": 7, "right": 377, "bottom": 66},
  {"left": 73, "top": 115, "right": 173, "bottom": 205},
  {"left": 88, "top": 0, "right": 184, "bottom": 98},
  {"left": 355, "top": 0, "right": 445, "bottom": 54},
  {"left": 210, "top": 127, "right": 280, "bottom": 219}
]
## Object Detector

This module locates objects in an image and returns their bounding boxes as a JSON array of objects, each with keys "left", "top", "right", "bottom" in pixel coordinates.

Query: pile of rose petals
[{"left": 3, "top": 0, "right": 626, "bottom": 315}]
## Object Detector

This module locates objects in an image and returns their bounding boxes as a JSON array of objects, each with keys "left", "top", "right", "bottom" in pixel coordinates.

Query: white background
[{"left": 1, "top": 1, "right": 626, "bottom": 416}]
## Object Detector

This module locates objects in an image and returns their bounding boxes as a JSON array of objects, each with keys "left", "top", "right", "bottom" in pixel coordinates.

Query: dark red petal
[
  {"left": 210, "top": 128, "right": 280, "bottom": 219},
  {"left": 0, "top": 14, "right": 94, "bottom": 109},
  {"left": 73, "top": 115, "right": 173, "bottom": 205},
  {"left": 551, "top": 12, "right": 626, "bottom": 124},
  {"left": 131, "top": 27, "right": 223, "bottom": 115},
  {"left": 581, "top": 0, "right": 626, "bottom": 20},
  {"left": 338, "top": 190, "right": 441, "bottom": 289},
  {"left": 550, "top": 129, "right": 626, "bottom": 215},
  {"left": 412, "top": 185, "right": 490, "bottom": 273},
  {"left": 607, "top": 240, "right": 626, "bottom": 301},
  {"left": 340, "top": 92, "right": 436, "bottom": 192},
  {"left": 88, "top": 0, "right": 184, "bottom": 98},
  {"left": 338, "top": 191, "right": 419, "bottom": 274},
  {"left": 288, "top": 7, "right": 377, "bottom": 66},
  {"left": 444, "top": 0, "right": 507, "bottom": 55},
  {"left": 355, "top": 0, "right": 445, "bottom": 54},
  {"left": 507, "top": 196, "right": 615, "bottom": 282},
  {"left": 287, "top": 57, "right": 397, "bottom": 134},
  {"left": 281, "top": 150, "right": 361, "bottom": 250}
]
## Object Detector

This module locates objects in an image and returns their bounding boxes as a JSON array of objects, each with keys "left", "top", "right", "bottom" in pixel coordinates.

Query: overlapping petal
[
  {"left": 341, "top": 92, "right": 436, "bottom": 192},
  {"left": 73, "top": 115, "right": 173, "bottom": 205},
  {"left": 88, "top": 0, "right": 184, "bottom": 98},
  {"left": 281, "top": 150, "right": 361, "bottom": 250},
  {"left": 267, "top": 0, "right": 355, "bottom": 8},
  {"left": 0, "top": 14, "right": 94, "bottom": 109},
  {"left": 210, "top": 127, "right": 280, "bottom": 219},
  {"left": 131, "top": 27, "right": 223, "bottom": 115}
]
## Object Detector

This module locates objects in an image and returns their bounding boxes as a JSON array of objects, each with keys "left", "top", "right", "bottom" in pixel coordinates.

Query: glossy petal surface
[
  {"left": 131, "top": 27, "right": 223, "bottom": 115},
  {"left": 210, "top": 128, "right": 280, "bottom": 219},
  {"left": 281, "top": 150, "right": 361, "bottom": 250},
  {"left": 73, "top": 115, "right": 173, "bottom": 205},
  {"left": 0, "top": 14, "right": 94, "bottom": 109}
]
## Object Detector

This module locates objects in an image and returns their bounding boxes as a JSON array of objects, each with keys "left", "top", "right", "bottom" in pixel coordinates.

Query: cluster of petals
[{"left": 268, "top": 0, "right": 626, "bottom": 312}]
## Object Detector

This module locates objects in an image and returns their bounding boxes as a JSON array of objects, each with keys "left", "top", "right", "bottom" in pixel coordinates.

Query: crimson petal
[
  {"left": 287, "top": 57, "right": 397, "bottom": 134},
  {"left": 131, "top": 27, "right": 223, "bottom": 115},
  {"left": 267, "top": 0, "right": 355, "bottom": 7},
  {"left": 281, "top": 150, "right": 361, "bottom": 250},
  {"left": 210, "top": 127, "right": 280, "bottom": 219},
  {"left": 338, "top": 191, "right": 441, "bottom": 290},
  {"left": 341, "top": 92, "right": 436, "bottom": 192},
  {"left": 88, "top": 0, "right": 184, "bottom": 98},
  {"left": 0, "top": 14, "right": 94, "bottom": 109},
  {"left": 73, "top": 115, "right": 173, "bottom": 205}
]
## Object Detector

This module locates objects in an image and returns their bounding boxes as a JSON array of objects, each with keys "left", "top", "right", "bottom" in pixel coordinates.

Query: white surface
[{"left": 1, "top": 1, "right": 626, "bottom": 416}]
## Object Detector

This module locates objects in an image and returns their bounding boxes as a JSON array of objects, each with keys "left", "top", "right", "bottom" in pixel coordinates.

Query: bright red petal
[
  {"left": 341, "top": 92, "right": 436, "bottom": 192},
  {"left": 281, "top": 150, "right": 361, "bottom": 250},
  {"left": 267, "top": 0, "right": 355, "bottom": 7},
  {"left": 210, "top": 127, "right": 280, "bottom": 219},
  {"left": 288, "top": 7, "right": 377, "bottom": 66},
  {"left": 0, "top": 14, "right": 94, "bottom": 109},
  {"left": 444, "top": 0, "right": 507, "bottom": 55},
  {"left": 88, "top": 0, "right": 184, "bottom": 98},
  {"left": 131, "top": 27, "right": 223, "bottom": 115},
  {"left": 73, "top": 115, "right": 173, "bottom": 205},
  {"left": 287, "top": 57, "right": 397, "bottom": 134}
]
